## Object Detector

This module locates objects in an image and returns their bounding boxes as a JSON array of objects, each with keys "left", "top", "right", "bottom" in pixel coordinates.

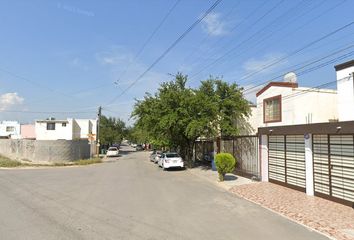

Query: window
[
  {"left": 62, "top": 123, "right": 66, "bottom": 127},
  {"left": 6, "top": 126, "right": 15, "bottom": 132},
  {"left": 47, "top": 123, "right": 56, "bottom": 130},
  {"left": 264, "top": 95, "right": 281, "bottom": 123}
]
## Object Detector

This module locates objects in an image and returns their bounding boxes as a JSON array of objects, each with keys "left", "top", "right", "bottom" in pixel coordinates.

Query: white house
[
  {"left": 335, "top": 59, "right": 354, "bottom": 121},
  {"left": 0, "top": 121, "right": 21, "bottom": 139},
  {"left": 249, "top": 80, "right": 338, "bottom": 132},
  {"left": 35, "top": 118, "right": 97, "bottom": 141},
  {"left": 255, "top": 60, "right": 354, "bottom": 206}
]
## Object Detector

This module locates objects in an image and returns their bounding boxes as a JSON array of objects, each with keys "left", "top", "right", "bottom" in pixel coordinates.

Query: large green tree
[
  {"left": 131, "top": 73, "right": 250, "bottom": 166},
  {"left": 99, "top": 116, "right": 126, "bottom": 145}
]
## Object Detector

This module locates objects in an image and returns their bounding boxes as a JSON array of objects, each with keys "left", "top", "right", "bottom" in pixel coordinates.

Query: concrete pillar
[
  {"left": 260, "top": 135, "right": 269, "bottom": 182},
  {"left": 304, "top": 133, "right": 314, "bottom": 196}
]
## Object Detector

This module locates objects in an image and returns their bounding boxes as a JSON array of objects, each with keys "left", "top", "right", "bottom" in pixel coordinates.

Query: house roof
[
  {"left": 256, "top": 82, "right": 298, "bottom": 97},
  {"left": 36, "top": 120, "right": 69, "bottom": 123},
  {"left": 334, "top": 59, "right": 354, "bottom": 71}
]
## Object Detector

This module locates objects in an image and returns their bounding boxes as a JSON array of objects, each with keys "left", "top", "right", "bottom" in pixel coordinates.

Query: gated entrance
[
  {"left": 259, "top": 121, "right": 354, "bottom": 207},
  {"left": 221, "top": 136, "right": 260, "bottom": 178},
  {"left": 313, "top": 134, "right": 354, "bottom": 205},
  {"left": 268, "top": 135, "right": 306, "bottom": 191}
]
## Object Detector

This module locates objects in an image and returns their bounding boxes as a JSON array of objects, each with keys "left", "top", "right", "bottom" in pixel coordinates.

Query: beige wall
[
  {"left": 20, "top": 124, "right": 36, "bottom": 139},
  {"left": 248, "top": 86, "right": 338, "bottom": 131}
]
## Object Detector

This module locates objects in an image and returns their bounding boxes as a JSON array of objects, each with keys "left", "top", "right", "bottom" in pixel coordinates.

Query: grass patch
[
  {"left": 0, "top": 155, "right": 102, "bottom": 168},
  {"left": 52, "top": 158, "right": 102, "bottom": 166},
  {"left": 0, "top": 155, "right": 23, "bottom": 167},
  {"left": 75, "top": 158, "right": 102, "bottom": 165}
]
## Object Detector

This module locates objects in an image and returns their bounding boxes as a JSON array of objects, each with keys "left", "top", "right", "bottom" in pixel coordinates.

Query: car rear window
[
  {"left": 108, "top": 147, "right": 117, "bottom": 151},
  {"left": 166, "top": 153, "right": 179, "bottom": 158}
]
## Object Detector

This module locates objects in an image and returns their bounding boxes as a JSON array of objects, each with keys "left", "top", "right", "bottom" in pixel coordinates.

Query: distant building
[
  {"left": 335, "top": 59, "right": 354, "bottom": 121},
  {"left": 0, "top": 121, "right": 21, "bottom": 139},
  {"left": 35, "top": 118, "right": 97, "bottom": 141},
  {"left": 20, "top": 124, "right": 36, "bottom": 139}
]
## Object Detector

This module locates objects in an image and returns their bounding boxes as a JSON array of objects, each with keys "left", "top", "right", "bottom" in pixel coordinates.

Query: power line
[
  {"left": 240, "top": 20, "right": 354, "bottom": 81},
  {"left": 0, "top": 110, "right": 96, "bottom": 114},
  {"left": 234, "top": 0, "right": 347, "bottom": 77},
  {"left": 255, "top": 75, "right": 351, "bottom": 108},
  {"left": 181, "top": 0, "right": 243, "bottom": 64},
  {"left": 105, "top": 0, "right": 224, "bottom": 106},
  {"left": 0, "top": 67, "right": 77, "bottom": 100},
  {"left": 187, "top": 0, "right": 347, "bottom": 82},
  {"left": 188, "top": 0, "right": 309, "bottom": 80},
  {"left": 242, "top": 43, "right": 354, "bottom": 94},
  {"left": 114, "top": 0, "right": 181, "bottom": 85}
]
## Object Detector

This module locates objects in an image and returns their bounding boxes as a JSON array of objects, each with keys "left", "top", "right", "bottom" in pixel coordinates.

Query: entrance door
[
  {"left": 313, "top": 134, "right": 354, "bottom": 206},
  {"left": 268, "top": 135, "right": 306, "bottom": 191}
]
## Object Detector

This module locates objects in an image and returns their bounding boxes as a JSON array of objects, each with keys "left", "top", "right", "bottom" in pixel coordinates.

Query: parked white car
[
  {"left": 153, "top": 151, "right": 163, "bottom": 164},
  {"left": 158, "top": 152, "right": 184, "bottom": 170},
  {"left": 106, "top": 147, "right": 119, "bottom": 157}
]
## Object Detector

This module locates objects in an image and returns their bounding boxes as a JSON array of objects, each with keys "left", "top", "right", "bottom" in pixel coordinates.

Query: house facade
[
  {"left": 249, "top": 81, "right": 338, "bottom": 132},
  {"left": 0, "top": 121, "right": 21, "bottom": 139},
  {"left": 35, "top": 118, "right": 97, "bottom": 141},
  {"left": 335, "top": 59, "right": 354, "bottom": 121},
  {"left": 256, "top": 60, "right": 354, "bottom": 207},
  {"left": 20, "top": 124, "right": 36, "bottom": 139}
]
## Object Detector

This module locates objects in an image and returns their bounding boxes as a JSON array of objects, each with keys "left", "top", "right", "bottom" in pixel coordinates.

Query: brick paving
[{"left": 230, "top": 182, "right": 354, "bottom": 240}]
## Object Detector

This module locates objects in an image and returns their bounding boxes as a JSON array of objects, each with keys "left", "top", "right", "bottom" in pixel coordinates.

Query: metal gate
[
  {"left": 268, "top": 135, "right": 306, "bottom": 191},
  {"left": 269, "top": 135, "right": 286, "bottom": 183},
  {"left": 313, "top": 134, "right": 354, "bottom": 206}
]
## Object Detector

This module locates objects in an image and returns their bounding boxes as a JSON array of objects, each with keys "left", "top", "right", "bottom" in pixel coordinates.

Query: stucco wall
[
  {"left": 20, "top": 124, "right": 36, "bottom": 139},
  {"left": 0, "top": 121, "right": 21, "bottom": 138},
  {"left": 0, "top": 139, "right": 90, "bottom": 163},
  {"left": 336, "top": 66, "right": 354, "bottom": 121},
  {"left": 252, "top": 86, "right": 338, "bottom": 129},
  {"left": 35, "top": 119, "right": 73, "bottom": 140}
]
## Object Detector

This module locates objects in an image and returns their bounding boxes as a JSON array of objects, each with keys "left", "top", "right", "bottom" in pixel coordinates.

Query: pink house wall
[{"left": 21, "top": 124, "right": 36, "bottom": 139}]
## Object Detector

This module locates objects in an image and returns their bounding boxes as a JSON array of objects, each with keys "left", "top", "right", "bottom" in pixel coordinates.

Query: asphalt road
[{"left": 0, "top": 144, "right": 328, "bottom": 240}]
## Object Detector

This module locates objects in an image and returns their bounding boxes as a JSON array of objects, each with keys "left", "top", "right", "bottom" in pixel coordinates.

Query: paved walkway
[
  {"left": 188, "top": 165, "right": 254, "bottom": 190},
  {"left": 230, "top": 182, "right": 354, "bottom": 240}
]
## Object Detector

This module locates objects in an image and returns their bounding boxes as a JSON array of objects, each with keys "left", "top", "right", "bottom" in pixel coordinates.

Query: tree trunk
[{"left": 218, "top": 172, "right": 225, "bottom": 182}]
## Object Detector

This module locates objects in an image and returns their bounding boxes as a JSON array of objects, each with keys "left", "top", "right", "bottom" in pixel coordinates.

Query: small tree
[{"left": 215, "top": 153, "right": 236, "bottom": 182}]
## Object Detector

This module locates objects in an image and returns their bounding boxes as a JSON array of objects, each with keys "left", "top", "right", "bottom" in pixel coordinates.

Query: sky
[{"left": 0, "top": 0, "right": 353, "bottom": 125}]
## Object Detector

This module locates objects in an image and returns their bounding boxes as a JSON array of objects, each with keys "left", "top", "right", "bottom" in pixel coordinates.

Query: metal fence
[
  {"left": 195, "top": 140, "right": 214, "bottom": 163},
  {"left": 221, "top": 136, "right": 260, "bottom": 179}
]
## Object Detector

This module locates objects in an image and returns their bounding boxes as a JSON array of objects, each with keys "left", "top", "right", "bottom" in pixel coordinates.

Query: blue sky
[{"left": 0, "top": 0, "right": 353, "bottom": 124}]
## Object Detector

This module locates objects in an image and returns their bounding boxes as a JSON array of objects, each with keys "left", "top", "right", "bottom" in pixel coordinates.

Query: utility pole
[{"left": 96, "top": 106, "right": 102, "bottom": 157}]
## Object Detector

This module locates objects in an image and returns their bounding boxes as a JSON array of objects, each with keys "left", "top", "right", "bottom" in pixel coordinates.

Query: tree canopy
[
  {"left": 131, "top": 73, "right": 251, "bottom": 166},
  {"left": 99, "top": 116, "right": 126, "bottom": 145}
]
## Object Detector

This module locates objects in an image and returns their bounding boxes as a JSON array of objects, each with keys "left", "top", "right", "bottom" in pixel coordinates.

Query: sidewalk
[
  {"left": 231, "top": 183, "right": 354, "bottom": 240},
  {"left": 188, "top": 165, "right": 255, "bottom": 191},
  {"left": 189, "top": 167, "right": 354, "bottom": 240}
]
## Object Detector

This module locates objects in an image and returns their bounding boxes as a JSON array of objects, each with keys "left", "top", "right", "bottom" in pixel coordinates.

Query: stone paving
[{"left": 230, "top": 182, "right": 354, "bottom": 240}]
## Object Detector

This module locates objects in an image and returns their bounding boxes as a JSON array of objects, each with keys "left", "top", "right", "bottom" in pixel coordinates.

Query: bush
[
  {"left": 214, "top": 153, "right": 236, "bottom": 182},
  {"left": 0, "top": 155, "right": 23, "bottom": 168}
]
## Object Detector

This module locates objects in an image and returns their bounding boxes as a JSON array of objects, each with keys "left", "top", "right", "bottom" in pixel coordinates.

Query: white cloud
[
  {"left": 201, "top": 12, "right": 228, "bottom": 36},
  {"left": 0, "top": 92, "right": 24, "bottom": 111},
  {"left": 243, "top": 53, "right": 287, "bottom": 74},
  {"left": 95, "top": 46, "right": 168, "bottom": 121}
]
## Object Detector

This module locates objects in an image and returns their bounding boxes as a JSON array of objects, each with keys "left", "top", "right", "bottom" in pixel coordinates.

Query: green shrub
[
  {"left": 215, "top": 153, "right": 236, "bottom": 181},
  {"left": 0, "top": 155, "right": 23, "bottom": 168}
]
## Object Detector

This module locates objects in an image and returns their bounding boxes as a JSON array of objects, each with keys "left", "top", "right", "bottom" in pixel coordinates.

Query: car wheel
[{"left": 162, "top": 164, "right": 166, "bottom": 171}]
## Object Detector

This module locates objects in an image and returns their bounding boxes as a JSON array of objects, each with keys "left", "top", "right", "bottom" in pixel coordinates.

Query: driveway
[{"left": 0, "top": 144, "right": 328, "bottom": 240}]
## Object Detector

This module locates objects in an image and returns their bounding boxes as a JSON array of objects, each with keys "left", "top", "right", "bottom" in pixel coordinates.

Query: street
[{"left": 0, "top": 144, "right": 328, "bottom": 240}]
